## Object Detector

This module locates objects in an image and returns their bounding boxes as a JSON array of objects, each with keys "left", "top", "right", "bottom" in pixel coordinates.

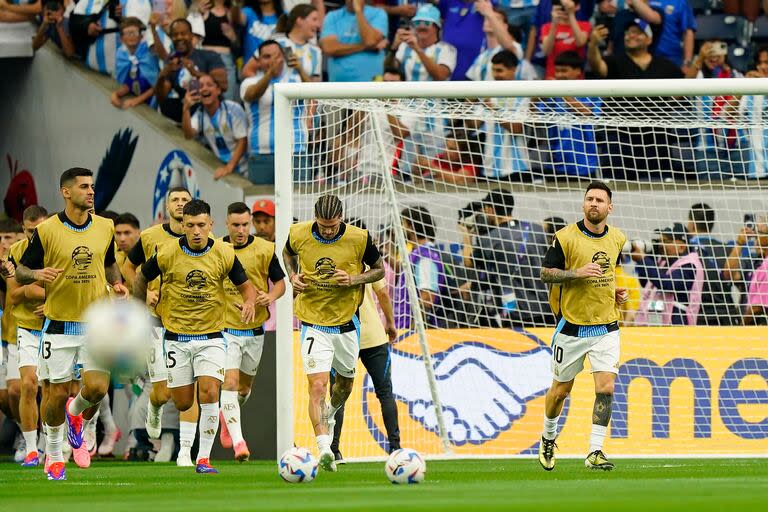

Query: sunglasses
[{"left": 412, "top": 20, "right": 434, "bottom": 28}]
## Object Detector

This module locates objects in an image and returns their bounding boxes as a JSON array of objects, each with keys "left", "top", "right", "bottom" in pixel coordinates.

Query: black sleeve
[
  {"left": 362, "top": 234, "right": 382, "bottom": 266},
  {"left": 104, "top": 239, "right": 116, "bottom": 266},
  {"left": 228, "top": 256, "right": 248, "bottom": 286},
  {"left": 284, "top": 235, "right": 296, "bottom": 256},
  {"left": 542, "top": 237, "right": 566, "bottom": 270},
  {"left": 268, "top": 254, "right": 286, "bottom": 281},
  {"left": 0, "top": 278, "right": 6, "bottom": 293},
  {"left": 140, "top": 254, "right": 161, "bottom": 281},
  {"left": 127, "top": 237, "right": 146, "bottom": 265},
  {"left": 19, "top": 229, "right": 44, "bottom": 269}
]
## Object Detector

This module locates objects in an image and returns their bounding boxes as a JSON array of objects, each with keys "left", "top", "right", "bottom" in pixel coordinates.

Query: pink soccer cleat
[
  {"left": 219, "top": 411, "right": 232, "bottom": 449},
  {"left": 73, "top": 444, "right": 91, "bottom": 468},
  {"left": 233, "top": 440, "right": 250, "bottom": 462}
]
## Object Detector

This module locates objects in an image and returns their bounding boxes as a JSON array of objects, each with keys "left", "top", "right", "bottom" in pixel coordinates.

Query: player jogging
[
  {"left": 539, "top": 181, "right": 628, "bottom": 471},
  {"left": 218, "top": 202, "right": 286, "bottom": 461},
  {"left": 282, "top": 195, "right": 385, "bottom": 472},
  {"left": 15, "top": 168, "right": 130, "bottom": 481},
  {"left": 133, "top": 199, "right": 257, "bottom": 474}
]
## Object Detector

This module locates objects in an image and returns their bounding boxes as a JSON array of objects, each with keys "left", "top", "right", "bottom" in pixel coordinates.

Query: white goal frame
[{"left": 272, "top": 78, "right": 768, "bottom": 458}]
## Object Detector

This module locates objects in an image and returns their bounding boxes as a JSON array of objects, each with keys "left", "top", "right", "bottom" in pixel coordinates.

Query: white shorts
[
  {"left": 551, "top": 329, "right": 620, "bottom": 383},
  {"left": 147, "top": 326, "right": 168, "bottom": 383},
  {"left": 4, "top": 343, "right": 20, "bottom": 381},
  {"left": 223, "top": 328, "right": 265, "bottom": 376},
  {"left": 300, "top": 322, "right": 360, "bottom": 379},
  {"left": 36, "top": 333, "right": 107, "bottom": 384},
  {"left": 165, "top": 335, "right": 226, "bottom": 388},
  {"left": 17, "top": 327, "right": 42, "bottom": 369}
]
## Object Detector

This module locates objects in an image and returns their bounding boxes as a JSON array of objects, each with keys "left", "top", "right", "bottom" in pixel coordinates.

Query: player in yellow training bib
[
  {"left": 219, "top": 202, "right": 285, "bottom": 462},
  {"left": 133, "top": 199, "right": 257, "bottom": 475},
  {"left": 282, "top": 195, "right": 385, "bottom": 472},
  {"left": 539, "top": 181, "right": 628, "bottom": 472}
]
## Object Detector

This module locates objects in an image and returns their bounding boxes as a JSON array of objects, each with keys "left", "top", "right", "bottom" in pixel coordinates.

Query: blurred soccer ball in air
[{"left": 84, "top": 298, "right": 153, "bottom": 381}]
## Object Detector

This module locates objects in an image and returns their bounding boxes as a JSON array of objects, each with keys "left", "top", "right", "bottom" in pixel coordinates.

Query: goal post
[{"left": 274, "top": 79, "right": 768, "bottom": 460}]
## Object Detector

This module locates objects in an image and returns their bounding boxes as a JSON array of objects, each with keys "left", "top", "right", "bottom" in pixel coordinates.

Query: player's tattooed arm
[
  {"left": 132, "top": 271, "right": 148, "bottom": 302},
  {"left": 14, "top": 265, "right": 62, "bottom": 285},
  {"left": 282, "top": 245, "right": 308, "bottom": 292},
  {"left": 105, "top": 262, "right": 124, "bottom": 286},
  {"left": 540, "top": 267, "right": 579, "bottom": 283},
  {"left": 339, "top": 256, "right": 385, "bottom": 287}
]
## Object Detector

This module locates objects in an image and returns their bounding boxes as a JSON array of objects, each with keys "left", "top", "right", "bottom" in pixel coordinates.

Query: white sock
[
  {"left": 589, "top": 424, "right": 608, "bottom": 453},
  {"left": 221, "top": 390, "right": 244, "bottom": 445},
  {"left": 196, "top": 402, "right": 219, "bottom": 462},
  {"left": 23, "top": 430, "right": 38, "bottom": 455},
  {"left": 316, "top": 434, "right": 331, "bottom": 454},
  {"left": 179, "top": 421, "right": 196, "bottom": 453},
  {"left": 238, "top": 391, "right": 250, "bottom": 406},
  {"left": 47, "top": 422, "right": 65, "bottom": 463},
  {"left": 542, "top": 415, "right": 560, "bottom": 441},
  {"left": 99, "top": 395, "right": 117, "bottom": 433},
  {"left": 68, "top": 392, "right": 96, "bottom": 416}
]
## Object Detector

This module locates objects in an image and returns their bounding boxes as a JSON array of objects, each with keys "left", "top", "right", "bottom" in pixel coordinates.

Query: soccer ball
[
  {"left": 385, "top": 448, "right": 426, "bottom": 484},
  {"left": 84, "top": 298, "right": 153, "bottom": 381},
  {"left": 278, "top": 447, "right": 318, "bottom": 483}
]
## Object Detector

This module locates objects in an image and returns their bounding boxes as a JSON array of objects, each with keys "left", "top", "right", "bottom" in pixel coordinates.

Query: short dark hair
[
  {"left": 227, "top": 202, "right": 251, "bottom": 216},
  {"left": 554, "top": 50, "right": 583, "bottom": 70},
  {"left": 491, "top": 50, "right": 519, "bottom": 70},
  {"left": 401, "top": 206, "right": 436, "bottom": 241},
  {"left": 98, "top": 210, "right": 120, "bottom": 222},
  {"left": 115, "top": 212, "right": 140, "bottom": 230},
  {"left": 22, "top": 205, "right": 48, "bottom": 223},
  {"left": 119, "top": 16, "right": 145, "bottom": 33},
  {"left": 0, "top": 218, "right": 22, "bottom": 234},
  {"left": 183, "top": 199, "right": 211, "bottom": 217},
  {"left": 315, "top": 195, "right": 343, "bottom": 220},
  {"left": 60, "top": 167, "right": 93, "bottom": 187},
  {"left": 688, "top": 203, "right": 715, "bottom": 233},
  {"left": 383, "top": 67, "right": 405, "bottom": 80},
  {"left": 169, "top": 18, "right": 192, "bottom": 33},
  {"left": 585, "top": 181, "right": 612, "bottom": 201},
  {"left": 259, "top": 39, "right": 281, "bottom": 55},
  {"left": 166, "top": 186, "right": 191, "bottom": 200}
]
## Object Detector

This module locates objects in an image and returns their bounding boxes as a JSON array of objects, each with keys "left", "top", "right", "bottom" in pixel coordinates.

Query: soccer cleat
[
  {"left": 145, "top": 406, "right": 163, "bottom": 439},
  {"left": 234, "top": 440, "right": 250, "bottom": 462},
  {"left": 155, "top": 433, "right": 174, "bottom": 463},
  {"left": 333, "top": 450, "right": 346, "bottom": 465},
  {"left": 65, "top": 397, "right": 84, "bottom": 448},
  {"left": 585, "top": 450, "right": 615, "bottom": 471},
  {"left": 47, "top": 462, "right": 66, "bottom": 481},
  {"left": 195, "top": 458, "right": 219, "bottom": 474},
  {"left": 84, "top": 423, "right": 97, "bottom": 454},
  {"left": 97, "top": 428, "right": 121, "bottom": 456},
  {"left": 21, "top": 451, "right": 40, "bottom": 467},
  {"left": 538, "top": 436, "right": 557, "bottom": 471},
  {"left": 318, "top": 450, "right": 337, "bottom": 472},
  {"left": 14, "top": 433, "right": 26, "bottom": 462},
  {"left": 219, "top": 411, "right": 232, "bottom": 449},
  {"left": 73, "top": 444, "right": 91, "bottom": 468},
  {"left": 176, "top": 449, "right": 194, "bottom": 467}
]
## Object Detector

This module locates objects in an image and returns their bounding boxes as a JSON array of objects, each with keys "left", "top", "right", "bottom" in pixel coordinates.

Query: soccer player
[
  {"left": 219, "top": 202, "right": 286, "bottom": 461},
  {"left": 114, "top": 213, "right": 140, "bottom": 287},
  {"left": 282, "top": 195, "right": 385, "bottom": 471},
  {"left": 15, "top": 168, "right": 130, "bottom": 481},
  {"left": 6, "top": 205, "right": 48, "bottom": 467},
  {"left": 539, "top": 181, "right": 628, "bottom": 471},
  {"left": 133, "top": 199, "right": 257, "bottom": 474},
  {"left": 122, "top": 187, "right": 201, "bottom": 466}
]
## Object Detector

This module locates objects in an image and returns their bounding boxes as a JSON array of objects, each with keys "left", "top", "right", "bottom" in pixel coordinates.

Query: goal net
[{"left": 274, "top": 79, "right": 768, "bottom": 459}]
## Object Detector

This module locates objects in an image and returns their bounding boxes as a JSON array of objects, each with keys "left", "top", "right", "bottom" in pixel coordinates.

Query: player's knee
[
  {"left": 308, "top": 379, "right": 327, "bottom": 401},
  {"left": 8, "top": 382, "right": 21, "bottom": 401},
  {"left": 20, "top": 374, "right": 37, "bottom": 394},
  {"left": 223, "top": 377, "right": 239, "bottom": 391},
  {"left": 596, "top": 384, "right": 615, "bottom": 396},
  {"left": 174, "top": 396, "right": 193, "bottom": 411},
  {"left": 549, "top": 387, "right": 571, "bottom": 403},
  {"left": 48, "top": 383, "right": 70, "bottom": 405}
]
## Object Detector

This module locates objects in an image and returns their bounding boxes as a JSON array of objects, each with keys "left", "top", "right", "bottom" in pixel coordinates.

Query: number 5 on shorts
[{"left": 166, "top": 350, "right": 177, "bottom": 368}]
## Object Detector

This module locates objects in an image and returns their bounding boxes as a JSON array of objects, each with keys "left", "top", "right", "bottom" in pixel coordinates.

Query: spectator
[
  {"left": 111, "top": 17, "right": 159, "bottom": 110},
  {"left": 240, "top": 40, "right": 301, "bottom": 184},
  {"left": 686, "top": 203, "right": 739, "bottom": 325},
  {"left": 0, "top": 0, "right": 40, "bottom": 22},
  {"left": 395, "top": 206, "right": 446, "bottom": 329},
  {"left": 744, "top": 219, "right": 768, "bottom": 325},
  {"left": 648, "top": 0, "right": 695, "bottom": 70},
  {"left": 271, "top": 3, "right": 324, "bottom": 81},
  {"left": 197, "top": 0, "right": 241, "bottom": 102},
  {"left": 525, "top": 0, "right": 594, "bottom": 77},
  {"left": 415, "top": 129, "right": 481, "bottom": 184},
  {"left": 534, "top": 51, "right": 599, "bottom": 178},
  {"left": 723, "top": 214, "right": 768, "bottom": 306},
  {"left": 474, "top": 189, "right": 553, "bottom": 327},
  {"left": 381, "top": 0, "right": 417, "bottom": 41},
  {"left": 503, "top": 0, "right": 540, "bottom": 41},
  {"left": 478, "top": 50, "right": 531, "bottom": 180},
  {"left": 393, "top": 3, "right": 456, "bottom": 81},
  {"left": 238, "top": 0, "right": 283, "bottom": 63},
  {"left": 182, "top": 74, "right": 248, "bottom": 180},
  {"left": 467, "top": 1, "right": 538, "bottom": 81},
  {"left": 147, "top": 0, "right": 182, "bottom": 64},
  {"left": 746, "top": 44, "right": 768, "bottom": 78},
  {"left": 251, "top": 198, "right": 275, "bottom": 242},
  {"left": 32, "top": 0, "right": 75, "bottom": 57},
  {"left": 633, "top": 223, "right": 705, "bottom": 326},
  {"left": 438, "top": 0, "right": 487, "bottom": 80},
  {"left": 320, "top": 0, "right": 388, "bottom": 82},
  {"left": 155, "top": 18, "right": 227, "bottom": 123},
  {"left": 539, "top": 0, "right": 589, "bottom": 80},
  {"left": 604, "top": 0, "right": 663, "bottom": 59}
]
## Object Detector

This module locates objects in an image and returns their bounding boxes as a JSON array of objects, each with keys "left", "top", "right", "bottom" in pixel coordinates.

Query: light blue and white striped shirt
[
  {"left": 738, "top": 95, "right": 768, "bottom": 179},
  {"left": 395, "top": 41, "right": 457, "bottom": 82},
  {"left": 273, "top": 34, "right": 323, "bottom": 80},
  {"left": 482, "top": 97, "right": 530, "bottom": 178},
  {"left": 190, "top": 100, "right": 249, "bottom": 172},
  {"left": 466, "top": 45, "right": 538, "bottom": 81}
]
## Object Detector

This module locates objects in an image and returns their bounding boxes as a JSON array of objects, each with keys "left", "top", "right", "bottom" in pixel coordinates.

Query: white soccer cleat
[
  {"left": 145, "top": 405, "right": 163, "bottom": 439},
  {"left": 13, "top": 433, "right": 26, "bottom": 463},
  {"left": 155, "top": 432, "right": 175, "bottom": 463},
  {"left": 84, "top": 423, "right": 97, "bottom": 454},
  {"left": 318, "top": 450, "right": 337, "bottom": 472},
  {"left": 97, "top": 428, "right": 121, "bottom": 456},
  {"left": 176, "top": 449, "right": 194, "bottom": 467}
]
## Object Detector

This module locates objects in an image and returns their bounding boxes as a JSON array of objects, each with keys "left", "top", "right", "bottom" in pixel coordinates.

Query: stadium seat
[
  {"left": 689, "top": 0, "right": 713, "bottom": 15},
  {"left": 752, "top": 16, "right": 768, "bottom": 43},
  {"left": 728, "top": 45, "right": 753, "bottom": 73},
  {"left": 695, "top": 14, "right": 739, "bottom": 42}
]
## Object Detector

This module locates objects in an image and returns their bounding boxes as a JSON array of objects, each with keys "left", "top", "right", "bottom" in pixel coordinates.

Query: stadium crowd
[{"left": 5, "top": 0, "right": 768, "bottom": 183}]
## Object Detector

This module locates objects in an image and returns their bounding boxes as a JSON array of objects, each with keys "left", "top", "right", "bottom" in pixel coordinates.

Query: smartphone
[
  {"left": 552, "top": 0, "right": 562, "bottom": 7},
  {"left": 284, "top": 46, "right": 294, "bottom": 60},
  {"left": 188, "top": 78, "right": 200, "bottom": 95},
  {"left": 398, "top": 18, "right": 412, "bottom": 30},
  {"left": 744, "top": 213, "right": 756, "bottom": 231}
]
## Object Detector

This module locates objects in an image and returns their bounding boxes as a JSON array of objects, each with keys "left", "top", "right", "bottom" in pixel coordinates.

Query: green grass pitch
[{"left": 1, "top": 459, "right": 767, "bottom": 511}]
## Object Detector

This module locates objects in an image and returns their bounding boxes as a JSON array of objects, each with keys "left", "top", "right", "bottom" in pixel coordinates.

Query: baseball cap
[
  {"left": 252, "top": 199, "right": 275, "bottom": 217},
  {"left": 660, "top": 222, "right": 688, "bottom": 244},
  {"left": 625, "top": 18, "right": 653, "bottom": 39},
  {"left": 412, "top": 4, "right": 442, "bottom": 29}
]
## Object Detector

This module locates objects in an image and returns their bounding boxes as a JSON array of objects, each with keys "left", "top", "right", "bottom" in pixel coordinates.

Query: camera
[
  {"left": 744, "top": 213, "right": 756, "bottom": 231},
  {"left": 622, "top": 238, "right": 659, "bottom": 255}
]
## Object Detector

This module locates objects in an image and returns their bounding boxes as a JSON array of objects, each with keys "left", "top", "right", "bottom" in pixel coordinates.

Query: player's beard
[{"left": 586, "top": 208, "right": 607, "bottom": 225}]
